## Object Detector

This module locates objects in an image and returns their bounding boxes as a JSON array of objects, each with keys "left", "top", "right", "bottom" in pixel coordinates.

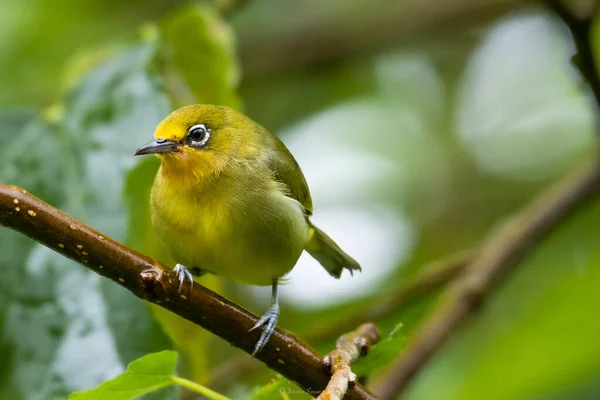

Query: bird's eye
[{"left": 187, "top": 124, "right": 211, "bottom": 147}]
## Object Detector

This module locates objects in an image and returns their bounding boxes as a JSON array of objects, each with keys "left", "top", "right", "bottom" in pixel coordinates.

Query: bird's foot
[
  {"left": 173, "top": 264, "right": 194, "bottom": 292},
  {"left": 249, "top": 303, "right": 280, "bottom": 356}
]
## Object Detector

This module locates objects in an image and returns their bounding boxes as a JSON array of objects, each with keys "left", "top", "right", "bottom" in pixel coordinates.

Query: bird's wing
[{"left": 265, "top": 135, "right": 313, "bottom": 216}]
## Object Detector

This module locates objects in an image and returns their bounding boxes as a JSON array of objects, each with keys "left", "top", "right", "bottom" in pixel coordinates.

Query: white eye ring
[{"left": 187, "top": 124, "right": 211, "bottom": 147}]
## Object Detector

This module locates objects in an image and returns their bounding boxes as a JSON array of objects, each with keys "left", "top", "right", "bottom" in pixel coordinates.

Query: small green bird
[{"left": 134, "top": 104, "right": 360, "bottom": 355}]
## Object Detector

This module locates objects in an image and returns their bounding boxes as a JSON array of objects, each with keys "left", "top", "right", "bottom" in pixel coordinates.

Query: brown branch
[
  {"left": 318, "top": 323, "right": 381, "bottom": 400},
  {"left": 374, "top": 159, "right": 600, "bottom": 399},
  {"left": 0, "top": 184, "right": 378, "bottom": 400}
]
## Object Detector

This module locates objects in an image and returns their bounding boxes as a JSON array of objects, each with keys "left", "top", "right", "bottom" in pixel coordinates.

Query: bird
[{"left": 134, "top": 104, "right": 360, "bottom": 355}]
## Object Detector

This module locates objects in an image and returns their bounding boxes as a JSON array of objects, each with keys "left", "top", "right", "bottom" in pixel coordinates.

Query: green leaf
[
  {"left": 59, "top": 39, "right": 174, "bottom": 386},
  {"left": 68, "top": 351, "right": 177, "bottom": 400},
  {"left": 0, "top": 109, "right": 37, "bottom": 140},
  {"left": 160, "top": 3, "right": 240, "bottom": 108},
  {"left": 251, "top": 375, "right": 310, "bottom": 400},
  {"left": 0, "top": 42, "right": 174, "bottom": 400},
  {"left": 251, "top": 375, "right": 286, "bottom": 400},
  {"left": 0, "top": 117, "right": 65, "bottom": 206},
  {"left": 352, "top": 322, "right": 407, "bottom": 376},
  {"left": 61, "top": 39, "right": 173, "bottom": 360},
  {"left": 69, "top": 351, "right": 230, "bottom": 400},
  {"left": 0, "top": 115, "right": 72, "bottom": 400}
]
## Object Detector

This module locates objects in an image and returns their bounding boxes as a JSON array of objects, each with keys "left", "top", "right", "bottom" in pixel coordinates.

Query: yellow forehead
[
  {"left": 154, "top": 104, "right": 234, "bottom": 141},
  {"left": 154, "top": 119, "right": 185, "bottom": 142}
]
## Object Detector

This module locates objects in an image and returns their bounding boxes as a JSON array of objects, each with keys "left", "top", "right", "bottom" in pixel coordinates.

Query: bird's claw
[
  {"left": 173, "top": 264, "right": 194, "bottom": 292},
  {"left": 250, "top": 303, "right": 280, "bottom": 356}
]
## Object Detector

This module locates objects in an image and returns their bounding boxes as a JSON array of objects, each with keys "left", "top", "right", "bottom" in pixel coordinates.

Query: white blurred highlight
[
  {"left": 455, "top": 13, "right": 595, "bottom": 181},
  {"left": 280, "top": 206, "right": 411, "bottom": 308}
]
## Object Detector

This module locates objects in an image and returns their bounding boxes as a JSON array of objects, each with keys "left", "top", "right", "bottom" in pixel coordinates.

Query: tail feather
[{"left": 305, "top": 222, "right": 361, "bottom": 278}]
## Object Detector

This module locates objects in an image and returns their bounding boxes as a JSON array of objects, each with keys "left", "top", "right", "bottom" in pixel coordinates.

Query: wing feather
[{"left": 264, "top": 134, "right": 313, "bottom": 215}]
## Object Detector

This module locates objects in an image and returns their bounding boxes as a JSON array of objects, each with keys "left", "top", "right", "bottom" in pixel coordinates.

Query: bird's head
[{"left": 134, "top": 104, "right": 251, "bottom": 180}]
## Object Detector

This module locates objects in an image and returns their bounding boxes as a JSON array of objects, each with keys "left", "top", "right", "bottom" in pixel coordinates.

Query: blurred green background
[{"left": 1, "top": 0, "right": 599, "bottom": 399}]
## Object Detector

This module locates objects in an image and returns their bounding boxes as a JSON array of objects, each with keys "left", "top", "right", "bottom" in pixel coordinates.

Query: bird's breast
[{"left": 150, "top": 166, "right": 308, "bottom": 285}]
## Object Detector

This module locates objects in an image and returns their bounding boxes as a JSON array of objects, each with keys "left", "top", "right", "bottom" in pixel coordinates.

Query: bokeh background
[{"left": 1, "top": 0, "right": 600, "bottom": 399}]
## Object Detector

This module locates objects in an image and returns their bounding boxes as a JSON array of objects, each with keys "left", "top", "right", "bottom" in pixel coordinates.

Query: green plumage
[
  {"left": 259, "top": 122, "right": 361, "bottom": 279},
  {"left": 305, "top": 221, "right": 361, "bottom": 278},
  {"left": 146, "top": 104, "right": 360, "bottom": 285}
]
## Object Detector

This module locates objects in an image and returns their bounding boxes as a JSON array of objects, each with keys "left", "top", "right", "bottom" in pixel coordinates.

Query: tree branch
[
  {"left": 318, "top": 323, "right": 381, "bottom": 400},
  {"left": 0, "top": 184, "right": 377, "bottom": 400},
  {"left": 374, "top": 160, "right": 600, "bottom": 399}
]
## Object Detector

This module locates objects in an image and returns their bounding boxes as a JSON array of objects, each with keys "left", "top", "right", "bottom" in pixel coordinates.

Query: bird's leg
[
  {"left": 172, "top": 264, "right": 204, "bottom": 292},
  {"left": 250, "top": 280, "right": 280, "bottom": 356}
]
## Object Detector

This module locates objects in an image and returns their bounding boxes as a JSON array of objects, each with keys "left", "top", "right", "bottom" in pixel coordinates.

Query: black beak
[{"left": 134, "top": 139, "right": 179, "bottom": 156}]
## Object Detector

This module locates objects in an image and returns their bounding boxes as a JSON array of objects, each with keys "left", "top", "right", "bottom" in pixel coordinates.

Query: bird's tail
[{"left": 305, "top": 221, "right": 361, "bottom": 278}]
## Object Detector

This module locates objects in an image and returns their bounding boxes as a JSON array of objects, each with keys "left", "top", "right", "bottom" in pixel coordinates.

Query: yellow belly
[{"left": 150, "top": 167, "right": 308, "bottom": 286}]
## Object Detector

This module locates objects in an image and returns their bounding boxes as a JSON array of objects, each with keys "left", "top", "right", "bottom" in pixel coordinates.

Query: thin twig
[
  {"left": 318, "top": 323, "right": 381, "bottom": 400},
  {"left": 0, "top": 185, "right": 377, "bottom": 400},
  {"left": 374, "top": 160, "right": 600, "bottom": 399}
]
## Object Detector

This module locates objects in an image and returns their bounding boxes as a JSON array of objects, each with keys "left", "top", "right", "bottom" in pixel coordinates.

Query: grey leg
[{"left": 250, "top": 280, "right": 280, "bottom": 356}]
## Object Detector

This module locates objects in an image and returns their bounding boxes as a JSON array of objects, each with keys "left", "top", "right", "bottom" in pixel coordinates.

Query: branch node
[
  {"left": 317, "top": 322, "right": 381, "bottom": 400},
  {"left": 323, "top": 355, "right": 333, "bottom": 370},
  {"left": 457, "top": 278, "right": 486, "bottom": 310},
  {"left": 139, "top": 267, "right": 165, "bottom": 300},
  {"left": 356, "top": 337, "right": 370, "bottom": 356}
]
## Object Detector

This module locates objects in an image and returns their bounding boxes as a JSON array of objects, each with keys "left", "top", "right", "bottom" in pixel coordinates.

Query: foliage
[
  {"left": 0, "top": 39, "right": 175, "bottom": 399},
  {"left": 1, "top": 1, "right": 600, "bottom": 399},
  {"left": 160, "top": 3, "right": 240, "bottom": 108},
  {"left": 69, "top": 351, "right": 229, "bottom": 400},
  {"left": 0, "top": 4, "right": 242, "bottom": 397},
  {"left": 250, "top": 375, "right": 310, "bottom": 400},
  {"left": 68, "top": 351, "right": 179, "bottom": 400}
]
